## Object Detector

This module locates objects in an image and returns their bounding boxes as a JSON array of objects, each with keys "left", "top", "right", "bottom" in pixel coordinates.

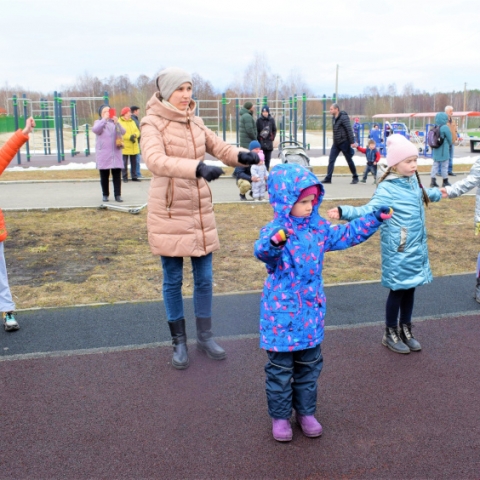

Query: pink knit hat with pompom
[{"left": 386, "top": 134, "right": 419, "bottom": 167}]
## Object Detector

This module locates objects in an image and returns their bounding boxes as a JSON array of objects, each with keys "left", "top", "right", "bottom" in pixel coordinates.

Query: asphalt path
[
  {"left": 0, "top": 171, "right": 474, "bottom": 211},
  {"left": 0, "top": 273, "right": 478, "bottom": 360}
]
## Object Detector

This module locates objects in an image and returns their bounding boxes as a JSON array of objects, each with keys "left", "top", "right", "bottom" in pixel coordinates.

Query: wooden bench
[{"left": 470, "top": 137, "right": 480, "bottom": 153}]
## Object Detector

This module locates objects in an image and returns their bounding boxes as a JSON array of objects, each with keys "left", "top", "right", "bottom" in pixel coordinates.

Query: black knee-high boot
[
  {"left": 196, "top": 317, "right": 226, "bottom": 360},
  {"left": 168, "top": 319, "right": 189, "bottom": 369}
]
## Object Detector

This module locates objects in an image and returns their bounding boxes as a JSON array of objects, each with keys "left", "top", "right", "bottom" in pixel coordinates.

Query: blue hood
[
  {"left": 435, "top": 112, "right": 448, "bottom": 126},
  {"left": 267, "top": 164, "right": 324, "bottom": 222}
]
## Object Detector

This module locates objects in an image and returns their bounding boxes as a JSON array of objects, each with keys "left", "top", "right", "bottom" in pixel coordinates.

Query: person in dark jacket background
[
  {"left": 322, "top": 103, "right": 359, "bottom": 184},
  {"left": 239, "top": 101, "right": 257, "bottom": 149},
  {"left": 256, "top": 105, "right": 277, "bottom": 171}
]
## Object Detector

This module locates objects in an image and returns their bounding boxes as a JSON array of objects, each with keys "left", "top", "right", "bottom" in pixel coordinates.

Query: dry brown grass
[{"left": 4, "top": 196, "right": 478, "bottom": 309}]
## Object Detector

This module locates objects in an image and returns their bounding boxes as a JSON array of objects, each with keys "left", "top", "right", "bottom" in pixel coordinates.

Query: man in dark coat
[
  {"left": 239, "top": 101, "right": 257, "bottom": 149},
  {"left": 256, "top": 105, "right": 277, "bottom": 171},
  {"left": 322, "top": 103, "right": 359, "bottom": 184}
]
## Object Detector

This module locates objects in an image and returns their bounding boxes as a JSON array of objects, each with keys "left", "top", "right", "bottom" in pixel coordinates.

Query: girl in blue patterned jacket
[{"left": 254, "top": 163, "right": 392, "bottom": 442}]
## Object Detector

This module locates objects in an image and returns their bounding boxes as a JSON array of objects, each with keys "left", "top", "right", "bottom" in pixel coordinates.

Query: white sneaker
[{"left": 3, "top": 312, "right": 19, "bottom": 331}]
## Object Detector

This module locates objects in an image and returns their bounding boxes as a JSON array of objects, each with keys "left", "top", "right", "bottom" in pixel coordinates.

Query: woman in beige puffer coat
[{"left": 140, "top": 67, "right": 259, "bottom": 370}]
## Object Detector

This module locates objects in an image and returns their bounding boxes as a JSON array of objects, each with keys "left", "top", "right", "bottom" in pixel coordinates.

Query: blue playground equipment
[{"left": 391, "top": 122, "right": 410, "bottom": 138}]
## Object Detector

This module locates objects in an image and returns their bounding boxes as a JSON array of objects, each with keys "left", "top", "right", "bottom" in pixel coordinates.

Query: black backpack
[{"left": 427, "top": 125, "right": 444, "bottom": 149}]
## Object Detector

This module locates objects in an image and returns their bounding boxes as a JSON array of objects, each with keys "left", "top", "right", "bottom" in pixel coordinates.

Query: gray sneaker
[
  {"left": 382, "top": 327, "right": 410, "bottom": 354},
  {"left": 399, "top": 323, "right": 421, "bottom": 351},
  {"left": 3, "top": 312, "right": 19, "bottom": 331}
]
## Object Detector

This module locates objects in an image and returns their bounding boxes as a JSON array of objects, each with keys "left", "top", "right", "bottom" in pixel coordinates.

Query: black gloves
[
  {"left": 196, "top": 162, "right": 224, "bottom": 182},
  {"left": 130, "top": 135, "right": 136, "bottom": 143},
  {"left": 374, "top": 206, "right": 394, "bottom": 222},
  {"left": 238, "top": 151, "right": 260, "bottom": 165}
]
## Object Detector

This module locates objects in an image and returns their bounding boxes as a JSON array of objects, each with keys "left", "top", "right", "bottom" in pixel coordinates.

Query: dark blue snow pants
[{"left": 265, "top": 344, "right": 323, "bottom": 419}]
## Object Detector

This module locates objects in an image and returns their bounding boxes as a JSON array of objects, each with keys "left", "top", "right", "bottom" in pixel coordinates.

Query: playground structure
[
  {"left": 370, "top": 112, "right": 480, "bottom": 157},
  {"left": 7, "top": 90, "right": 478, "bottom": 165},
  {"left": 8, "top": 91, "right": 109, "bottom": 164}
]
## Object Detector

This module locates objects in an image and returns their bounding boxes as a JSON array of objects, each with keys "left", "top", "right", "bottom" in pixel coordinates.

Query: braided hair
[{"left": 378, "top": 167, "right": 430, "bottom": 207}]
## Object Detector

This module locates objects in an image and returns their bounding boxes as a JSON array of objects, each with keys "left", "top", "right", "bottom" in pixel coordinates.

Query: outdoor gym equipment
[
  {"left": 10, "top": 91, "right": 109, "bottom": 164},
  {"left": 194, "top": 93, "right": 337, "bottom": 154}
]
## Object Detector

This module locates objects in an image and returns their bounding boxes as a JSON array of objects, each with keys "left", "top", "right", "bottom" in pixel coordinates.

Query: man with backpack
[
  {"left": 322, "top": 103, "right": 359, "bottom": 184},
  {"left": 429, "top": 112, "right": 452, "bottom": 187}
]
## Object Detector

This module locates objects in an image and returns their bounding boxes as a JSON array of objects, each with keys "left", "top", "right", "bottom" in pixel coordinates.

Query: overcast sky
[{"left": 3, "top": 0, "right": 479, "bottom": 96}]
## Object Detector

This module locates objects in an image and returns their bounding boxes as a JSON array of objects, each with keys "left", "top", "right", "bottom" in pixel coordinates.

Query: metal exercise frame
[{"left": 10, "top": 91, "right": 109, "bottom": 164}]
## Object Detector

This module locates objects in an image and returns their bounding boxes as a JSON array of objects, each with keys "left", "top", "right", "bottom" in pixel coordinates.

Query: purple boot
[
  {"left": 272, "top": 419, "right": 293, "bottom": 442},
  {"left": 296, "top": 415, "right": 323, "bottom": 438}
]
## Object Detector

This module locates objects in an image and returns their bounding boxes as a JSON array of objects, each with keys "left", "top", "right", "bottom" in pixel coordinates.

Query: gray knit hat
[{"left": 155, "top": 67, "right": 192, "bottom": 101}]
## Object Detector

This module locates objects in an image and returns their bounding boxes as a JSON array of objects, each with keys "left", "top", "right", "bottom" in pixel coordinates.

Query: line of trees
[{"left": 1, "top": 54, "right": 479, "bottom": 127}]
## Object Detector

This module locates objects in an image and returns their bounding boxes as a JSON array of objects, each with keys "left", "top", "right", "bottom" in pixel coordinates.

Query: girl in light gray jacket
[
  {"left": 328, "top": 134, "right": 442, "bottom": 355},
  {"left": 441, "top": 156, "right": 480, "bottom": 302}
]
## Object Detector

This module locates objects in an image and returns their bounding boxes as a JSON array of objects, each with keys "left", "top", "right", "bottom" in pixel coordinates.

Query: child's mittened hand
[
  {"left": 270, "top": 228, "right": 289, "bottom": 247},
  {"left": 327, "top": 207, "right": 340, "bottom": 220},
  {"left": 374, "top": 206, "right": 394, "bottom": 221}
]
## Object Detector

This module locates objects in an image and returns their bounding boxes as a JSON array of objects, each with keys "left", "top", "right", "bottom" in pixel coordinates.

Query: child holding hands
[
  {"left": 440, "top": 157, "right": 480, "bottom": 302},
  {"left": 328, "top": 134, "right": 442, "bottom": 354},
  {"left": 358, "top": 138, "right": 380, "bottom": 184},
  {"left": 254, "top": 163, "right": 392, "bottom": 442},
  {"left": 0, "top": 117, "right": 35, "bottom": 331}
]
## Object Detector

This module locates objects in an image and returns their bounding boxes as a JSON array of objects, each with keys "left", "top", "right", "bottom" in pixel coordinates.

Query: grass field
[{"left": 4, "top": 196, "right": 478, "bottom": 310}]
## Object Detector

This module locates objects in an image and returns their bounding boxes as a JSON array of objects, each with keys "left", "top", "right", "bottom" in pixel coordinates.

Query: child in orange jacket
[{"left": 0, "top": 117, "right": 35, "bottom": 331}]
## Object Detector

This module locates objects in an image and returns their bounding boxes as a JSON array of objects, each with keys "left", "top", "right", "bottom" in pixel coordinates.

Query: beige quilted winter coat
[{"left": 140, "top": 93, "right": 242, "bottom": 257}]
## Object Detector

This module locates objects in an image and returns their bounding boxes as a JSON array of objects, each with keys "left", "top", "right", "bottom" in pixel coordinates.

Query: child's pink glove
[
  {"left": 374, "top": 206, "right": 394, "bottom": 222},
  {"left": 270, "top": 228, "right": 289, "bottom": 247}
]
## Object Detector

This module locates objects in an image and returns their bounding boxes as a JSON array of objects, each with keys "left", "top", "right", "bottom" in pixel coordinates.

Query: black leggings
[
  {"left": 262, "top": 149, "right": 273, "bottom": 171},
  {"left": 385, "top": 288, "right": 415, "bottom": 328},
  {"left": 99, "top": 168, "right": 122, "bottom": 197}
]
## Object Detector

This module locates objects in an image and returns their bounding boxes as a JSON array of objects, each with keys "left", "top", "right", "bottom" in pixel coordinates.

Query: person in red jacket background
[
  {"left": 357, "top": 138, "right": 381, "bottom": 184},
  {"left": 0, "top": 117, "right": 35, "bottom": 331}
]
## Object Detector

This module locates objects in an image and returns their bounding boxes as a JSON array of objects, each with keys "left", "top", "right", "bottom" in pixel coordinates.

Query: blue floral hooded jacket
[{"left": 254, "top": 164, "right": 383, "bottom": 352}]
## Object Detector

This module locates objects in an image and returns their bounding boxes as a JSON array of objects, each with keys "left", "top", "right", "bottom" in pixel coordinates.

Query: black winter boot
[
  {"left": 382, "top": 326, "right": 410, "bottom": 354},
  {"left": 167, "top": 319, "right": 189, "bottom": 369},
  {"left": 196, "top": 317, "right": 226, "bottom": 360},
  {"left": 430, "top": 178, "right": 438, "bottom": 188},
  {"left": 399, "top": 323, "right": 422, "bottom": 351},
  {"left": 442, "top": 178, "right": 451, "bottom": 187},
  {"left": 239, "top": 194, "right": 247, "bottom": 201},
  {"left": 475, "top": 277, "right": 480, "bottom": 304}
]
